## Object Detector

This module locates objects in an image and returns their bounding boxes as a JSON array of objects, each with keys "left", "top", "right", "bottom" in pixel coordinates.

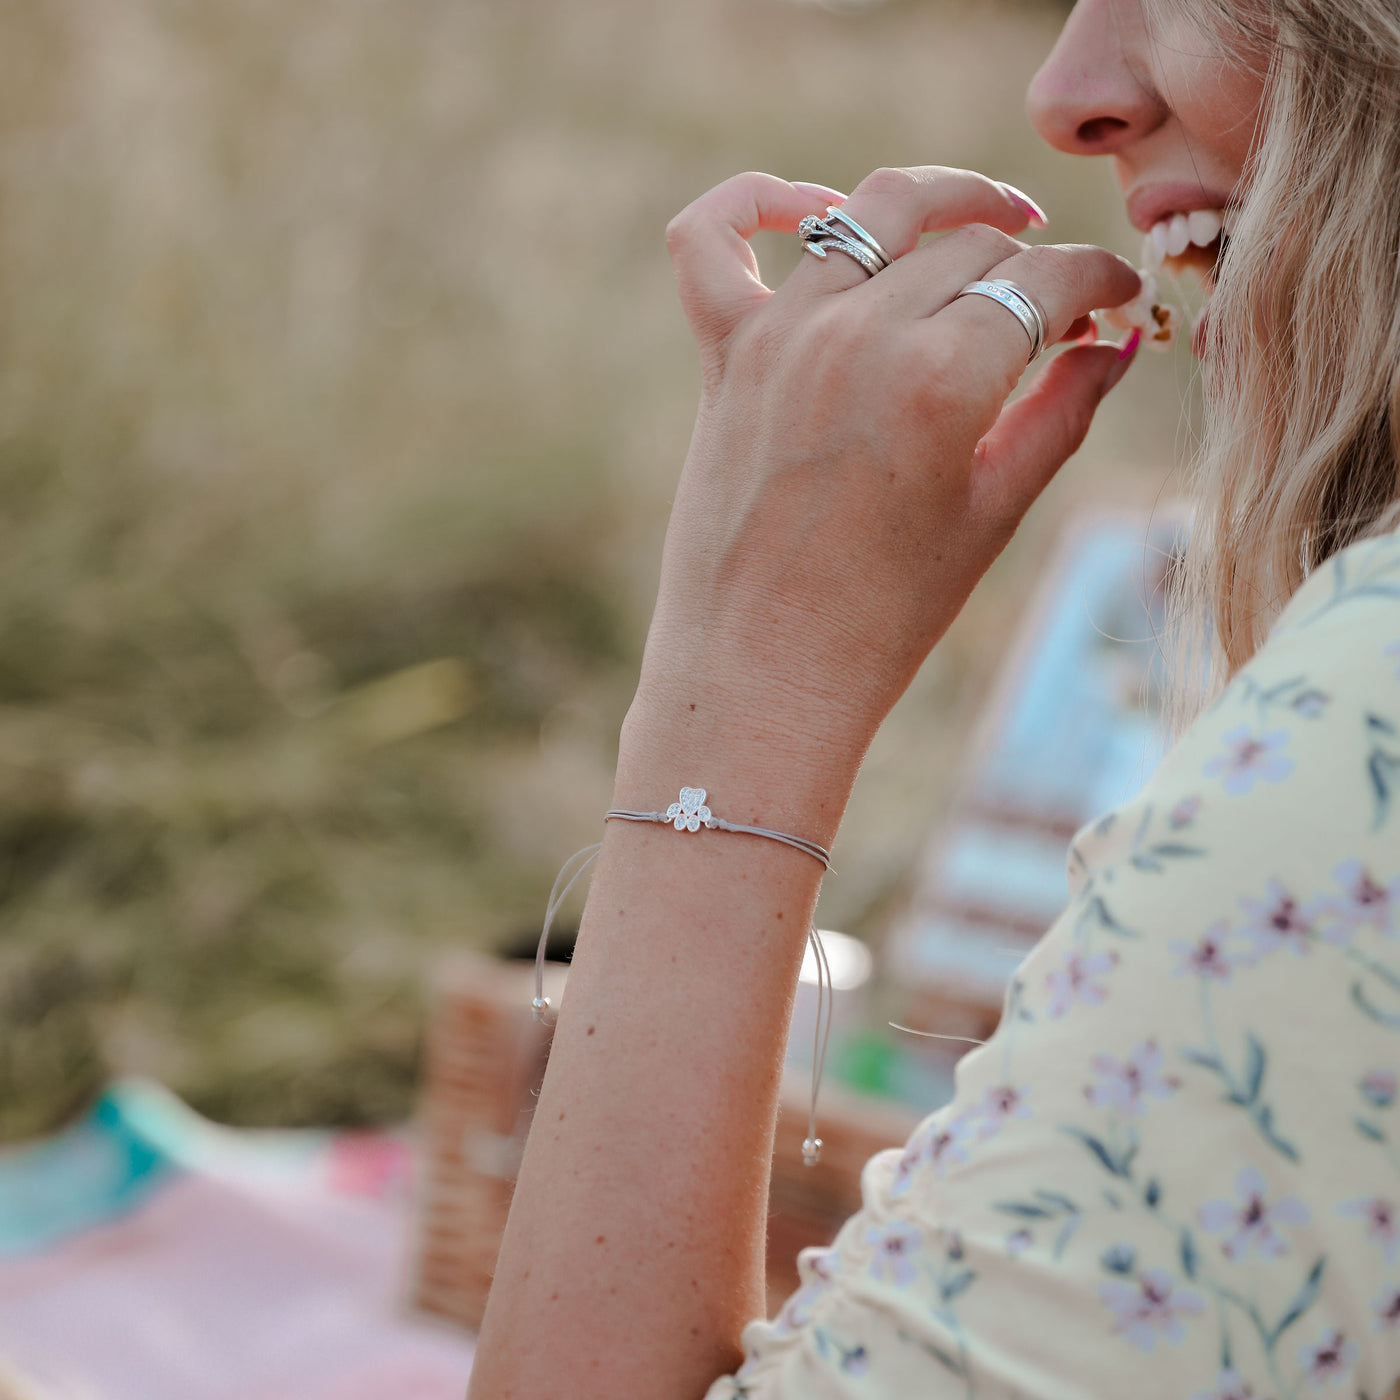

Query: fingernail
[
  {"left": 793, "top": 181, "right": 847, "bottom": 203},
  {"left": 1103, "top": 329, "right": 1141, "bottom": 394},
  {"left": 999, "top": 182, "right": 1048, "bottom": 228}
]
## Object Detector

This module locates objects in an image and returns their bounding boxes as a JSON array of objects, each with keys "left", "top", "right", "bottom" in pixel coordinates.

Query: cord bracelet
[
  {"left": 604, "top": 786, "right": 833, "bottom": 869},
  {"left": 532, "top": 786, "right": 835, "bottom": 1165}
]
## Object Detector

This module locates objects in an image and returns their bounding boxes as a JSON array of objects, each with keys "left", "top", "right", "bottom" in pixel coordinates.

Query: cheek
[
  {"left": 1201, "top": 61, "right": 1267, "bottom": 174},
  {"left": 1154, "top": 25, "right": 1268, "bottom": 180}
]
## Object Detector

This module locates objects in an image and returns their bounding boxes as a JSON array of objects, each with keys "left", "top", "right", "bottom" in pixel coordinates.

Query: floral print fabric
[{"left": 709, "top": 529, "right": 1400, "bottom": 1400}]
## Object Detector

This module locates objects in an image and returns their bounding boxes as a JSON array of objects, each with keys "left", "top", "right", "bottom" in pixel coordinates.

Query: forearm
[
  {"left": 468, "top": 698, "right": 863, "bottom": 1399},
  {"left": 467, "top": 161, "right": 1140, "bottom": 1397}
]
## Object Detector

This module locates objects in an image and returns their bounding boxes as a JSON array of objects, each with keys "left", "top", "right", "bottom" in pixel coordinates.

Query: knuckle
[
  {"left": 664, "top": 210, "right": 697, "bottom": 256},
  {"left": 945, "top": 223, "right": 1022, "bottom": 264},
  {"left": 857, "top": 165, "right": 919, "bottom": 201},
  {"left": 823, "top": 299, "right": 883, "bottom": 359},
  {"left": 918, "top": 334, "right": 964, "bottom": 388},
  {"left": 1016, "top": 242, "right": 1073, "bottom": 284}
]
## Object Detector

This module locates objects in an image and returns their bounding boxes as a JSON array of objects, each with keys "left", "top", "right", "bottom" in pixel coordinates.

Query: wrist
[{"left": 616, "top": 674, "right": 869, "bottom": 850}]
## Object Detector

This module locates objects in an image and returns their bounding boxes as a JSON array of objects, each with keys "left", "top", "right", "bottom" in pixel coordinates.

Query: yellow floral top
[{"left": 710, "top": 528, "right": 1400, "bottom": 1400}]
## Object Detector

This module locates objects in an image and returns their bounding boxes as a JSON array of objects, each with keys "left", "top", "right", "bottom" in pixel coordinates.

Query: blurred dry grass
[{"left": 0, "top": 0, "right": 1194, "bottom": 1140}]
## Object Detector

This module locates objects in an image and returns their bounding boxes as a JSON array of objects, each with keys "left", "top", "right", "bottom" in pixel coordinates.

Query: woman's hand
[
  {"left": 626, "top": 166, "right": 1141, "bottom": 813},
  {"left": 472, "top": 167, "right": 1144, "bottom": 1400}
]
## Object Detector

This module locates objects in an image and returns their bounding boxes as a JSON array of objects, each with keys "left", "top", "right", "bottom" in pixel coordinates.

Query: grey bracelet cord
[{"left": 532, "top": 787, "right": 835, "bottom": 1165}]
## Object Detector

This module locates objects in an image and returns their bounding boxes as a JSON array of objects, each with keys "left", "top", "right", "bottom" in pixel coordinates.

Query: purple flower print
[
  {"left": 1204, "top": 727, "right": 1295, "bottom": 795},
  {"left": 840, "top": 1346, "right": 869, "bottom": 1377},
  {"left": 1099, "top": 1268, "right": 1205, "bottom": 1352},
  {"left": 1360, "top": 1068, "right": 1398, "bottom": 1109},
  {"left": 1191, "top": 1369, "right": 1260, "bottom": 1400},
  {"left": 1046, "top": 948, "right": 1118, "bottom": 1019},
  {"left": 771, "top": 1281, "right": 822, "bottom": 1336},
  {"left": 1169, "top": 795, "right": 1203, "bottom": 829},
  {"left": 1171, "top": 922, "right": 1238, "bottom": 981},
  {"left": 1373, "top": 1286, "right": 1400, "bottom": 1332},
  {"left": 1197, "top": 1166, "right": 1310, "bottom": 1260},
  {"left": 1006, "top": 1229, "right": 1033, "bottom": 1257},
  {"left": 972, "top": 1083, "right": 1032, "bottom": 1140},
  {"left": 1337, "top": 1196, "right": 1399, "bottom": 1264},
  {"left": 1295, "top": 1327, "right": 1357, "bottom": 1389},
  {"left": 1235, "top": 879, "right": 1323, "bottom": 961},
  {"left": 1084, "top": 1040, "right": 1181, "bottom": 1115},
  {"left": 889, "top": 1139, "right": 923, "bottom": 1199},
  {"left": 864, "top": 1219, "right": 923, "bottom": 1288},
  {"left": 1291, "top": 689, "right": 1330, "bottom": 718},
  {"left": 889, "top": 1114, "right": 972, "bottom": 1197},
  {"left": 1318, "top": 860, "right": 1400, "bottom": 945},
  {"left": 771, "top": 1247, "right": 839, "bottom": 1336},
  {"left": 926, "top": 1118, "right": 973, "bottom": 1176},
  {"left": 1386, "top": 639, "right": 1400, "bottom": 678}
]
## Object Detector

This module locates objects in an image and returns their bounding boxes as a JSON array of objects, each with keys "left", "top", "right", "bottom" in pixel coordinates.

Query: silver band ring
[
  {"left": 955, "top": 279, "right": 1048, "bottom": 362},
  {"left": 820, "top": 207, "right": 891, "bottom": 269}
]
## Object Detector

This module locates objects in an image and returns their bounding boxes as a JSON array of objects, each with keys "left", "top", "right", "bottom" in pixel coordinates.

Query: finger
[
  {"left": 971, "top": 337, "right": 1140, "bottom": 533},
  {"left": 930, "top": 243, "right": 1141, "bottom": 386},
  {"left": 787, "top": 165, "right": 1045, "bottom": 296},
  {"left": 851, "top": 222, "right": 1026, "bottom": 319},
  {"left": 665, "top": 172, "right": 844, "bottom": 339},
  {"left": 1062, "top": 312, "right": 1099, "bottom": 344}
]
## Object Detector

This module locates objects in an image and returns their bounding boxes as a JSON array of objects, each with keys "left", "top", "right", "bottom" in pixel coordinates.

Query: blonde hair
[{"left": 1156, "top": 0, "right": 1400, "bottom": 716}]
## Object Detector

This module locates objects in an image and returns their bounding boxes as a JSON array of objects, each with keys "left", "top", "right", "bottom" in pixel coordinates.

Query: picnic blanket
[{"left": 0, "top": 1079, "right": 474, "bottom": 1400}]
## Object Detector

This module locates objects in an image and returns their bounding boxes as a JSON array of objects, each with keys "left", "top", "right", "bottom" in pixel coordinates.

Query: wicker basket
[{"left": 409, "top": 952, "right": 920, "bottom": 1330}]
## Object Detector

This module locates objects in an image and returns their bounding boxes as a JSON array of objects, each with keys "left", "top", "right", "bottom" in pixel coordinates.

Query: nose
[{"left": 1026, "top": 0, "right": 1168, "bottom": 156}]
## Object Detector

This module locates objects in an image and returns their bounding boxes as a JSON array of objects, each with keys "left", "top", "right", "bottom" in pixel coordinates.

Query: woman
[{"left": 469, "top": 0, "right": 1400, "bottom": 1394}]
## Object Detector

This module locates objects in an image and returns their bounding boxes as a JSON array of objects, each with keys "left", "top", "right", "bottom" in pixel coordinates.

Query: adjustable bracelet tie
[{"left": 532, "top": 787, "right": 835, "bottom": 1165}]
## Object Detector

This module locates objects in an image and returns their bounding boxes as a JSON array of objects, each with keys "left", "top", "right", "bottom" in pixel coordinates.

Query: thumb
[{"left": 971, "top": 332, "right": 1140, "bottom": 528}]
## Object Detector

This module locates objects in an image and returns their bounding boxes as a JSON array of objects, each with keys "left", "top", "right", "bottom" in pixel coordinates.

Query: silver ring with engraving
[{"left": 955, "top": 279, "right": 1048, "bottom": 362}]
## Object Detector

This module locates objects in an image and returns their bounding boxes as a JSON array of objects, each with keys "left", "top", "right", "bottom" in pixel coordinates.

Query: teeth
[
  {"left": 1187, "top": 209, "right": 1222, "bottom": 246},
  {"left": 1165, "top": 213, "right": 1191, "bottom": 257},
  {"left": 1144, "top": 208, "right": 1228, "bottom": 264}
]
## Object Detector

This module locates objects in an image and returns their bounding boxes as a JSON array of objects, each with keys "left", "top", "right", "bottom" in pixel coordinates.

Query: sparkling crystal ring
[
  {"left": 798, "top": 206, "right": 891, "bottom": 279},
  {"left": 955, "top": 279, "right": 1048, "bottom": 362},
  {"left": 820, "top": 207, "right": 891, "bottom": 269}
]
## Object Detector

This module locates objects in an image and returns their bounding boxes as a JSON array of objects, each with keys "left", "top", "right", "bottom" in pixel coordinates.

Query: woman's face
[{"left": 1027, "top": 0, "right": 1267, "bottom": 278}]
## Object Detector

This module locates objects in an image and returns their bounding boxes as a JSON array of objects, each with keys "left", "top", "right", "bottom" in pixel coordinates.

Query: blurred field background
[{"left": 0, "top": 0, "right": 1196, "bottom": 1142}]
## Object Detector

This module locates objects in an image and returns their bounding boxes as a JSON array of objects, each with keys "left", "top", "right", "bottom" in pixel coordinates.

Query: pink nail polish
[
  {"left": 1000, "top": 182, "right": 1048, "bottom": 228},
  {"left": 1103, "top": 329, "right": 1141, "bottom": 395}
]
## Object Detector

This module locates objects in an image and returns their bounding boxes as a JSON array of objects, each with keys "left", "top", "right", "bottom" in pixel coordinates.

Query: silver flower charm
[{"left": 666, "top": 787, "right": 712, "bottom": 832}]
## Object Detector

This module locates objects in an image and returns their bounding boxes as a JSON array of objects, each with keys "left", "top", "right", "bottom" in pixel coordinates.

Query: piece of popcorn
[{"left": 1099, "top": 270, "right": 1180, "bottom": 351}]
